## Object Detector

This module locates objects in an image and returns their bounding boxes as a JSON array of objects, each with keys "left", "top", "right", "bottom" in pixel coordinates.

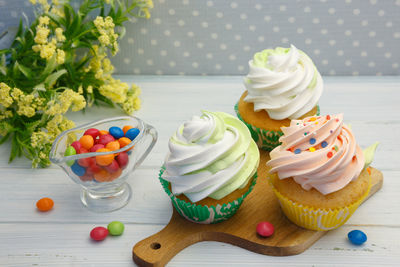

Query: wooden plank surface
[{"left": 0, "top": 75, "right": 399, "bottom": 266}]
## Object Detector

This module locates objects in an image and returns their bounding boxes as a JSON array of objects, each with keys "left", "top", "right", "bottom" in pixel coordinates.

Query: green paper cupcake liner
[
  {"left": 159, "top": 167, "right": 258, "bottom": 224},
  {"left": 234, "top": 103, "right": 320, "bottom": 151}
]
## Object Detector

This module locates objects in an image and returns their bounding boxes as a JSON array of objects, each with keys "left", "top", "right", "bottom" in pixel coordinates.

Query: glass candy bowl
[{"left": 50, "top": 116, "right": 157, "bottom": 212}]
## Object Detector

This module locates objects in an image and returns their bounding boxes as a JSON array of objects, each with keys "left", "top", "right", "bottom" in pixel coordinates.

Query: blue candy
[
  {"left": 109, "top": 126, "right": 124, "bottom": 139},
  {"left": 125, "top": 128, "right": 140, "bottom": 141},
  {"left": 348, "top": 230, "right": 367, "bottom": 245},
  {"left": 71, "top": 162, "right": 86, "bottom": 177}
]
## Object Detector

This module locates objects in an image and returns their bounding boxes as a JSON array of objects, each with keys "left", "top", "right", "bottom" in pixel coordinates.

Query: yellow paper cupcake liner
[{"left": 269, "top": 175, "right": 371, "bottom": 231}]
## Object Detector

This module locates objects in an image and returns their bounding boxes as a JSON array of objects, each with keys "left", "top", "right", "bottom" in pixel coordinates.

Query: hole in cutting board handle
[{"left": 150, "top": 242, "right": 161, "bottom": 250}]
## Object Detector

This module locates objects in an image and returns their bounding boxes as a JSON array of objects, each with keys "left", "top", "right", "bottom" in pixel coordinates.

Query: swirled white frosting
[
  {"left": 244, "top": 45, "right": 323, "bottom": 120},
  {"left": 162, "top": 111, "right": 259, "bottom": 202}
]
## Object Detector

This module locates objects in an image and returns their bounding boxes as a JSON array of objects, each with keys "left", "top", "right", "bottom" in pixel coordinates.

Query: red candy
[
  {"left": 90, "top": 226, "right": 108, "bottom": 241},
  {"left": 78, "top": 156, "right": 95, "bottom": 168},
  {"left": 256, "top": 221, "right": 274, "bottom": 237},
  {"left": 84, "top": 128, "right": 100, "bottom": 139},
  {"left": 87, "top": 162, "right": 102, "bottom": 174},
  {"left": 105, "top": 159, "right": 120, "bottom": 173},
  {"left": 116, "top": 152, "right": 129, "bottom": 169},
  {"left": 78, "top": 147, "right": 89, "bottom": 154},
  {"left": 98, "top": 134, "right": 115, "bottom": 146},
  {"left": 79, "top": 173, "right": 93, "bottom": 182},
  {"left": 90, "top": 144, "right": 105, "bottom": 153},
  {"left": 71, "top": 141, "right": 82, "bottom": 152}
]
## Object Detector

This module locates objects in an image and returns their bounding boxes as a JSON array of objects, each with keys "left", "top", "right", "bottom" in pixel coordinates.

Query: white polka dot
[
  {"left": 197, "top": 42, "right": 204, "bottom": 48},
  {"left": 328, "top": 8, "right": 336, "bottom": 14},
  {"left": 220, "top": 44, "right": 227, "bottom": 50},
  {"left": 337, "top": 50, "right": 344, "bottom": 56},
  {"left": 255, "top": 4, "right": 262, "bottom": 10},
  {"left": 280, "top": 5, "right": 287, "bottom": 11},
  {"left": 169, "top": 9, "right": 176, "bottom": 15},
  {"left": 345, "top": 0, "right": 352, "bottom": 3},
  {"left": 378, "top": 10, "right": 385, "bottom": 16},
  {"left": 353, "top": 9, "right": 360, "bottom": 15},
  {"left": 178, "top": 20, "right": 185, "bottom": 26},
  {"left": 192, "top": 10, "right": 199, "bottom": 16},
  {"left": 249, "top": 25, "right": 256, "bottom": 31},
  {"left": 133, "top": 68, "right": 141, "bottom": 74},
  {"left": 235, "top": 34, "right": 242, "bottom": 41},
  {"left": 238, "top": 65, "right": 245, "bottom": 71},
  {"left": 258, "top": 36, "right": 265, "bottom": 42},
  {"left": 329, "top": 70, "right": 336, "bottom": 75},
  {"left": 146, "top": 59, "right": 153, "bottom": 66},
  {"left": 352, "top": 40, "right": 360, "bottom": 47},
  {"left": 337, "top": 19, "right": 344, "bottom": 25},
  {"left": 240, "top": 13, "right": 247, "bottom": 20},
  {"left": 154, "top": 18, "right": 162, "bottom": 24},
  {"left": 361, "top": 51, "right": 368, "bottom": 57},
  {"left": 229, "top": 54, "right": 236, "bottom": 61},
  {"left": 129, "top": 17, "right": 138, "bottom": 23},
  {"left": 352, "top": 71, "right": 359, "bottom": 76},
  {"left": 288, "top": 17, "right": 296, "bottom": 23},
  {"left": 156, "top": 70, "right": 163, "bottom": 75},
  {"left": 216, "top": 12, "right": 223, "bottom": 18},
  {"left": 11, "top": 11, "right": 17, "bottom": 18},
  {"left": 201, "top": 22, "right": 208, "bottom": 28},
  {"left": 124, "top": 58, "right": 131, "bottom": 64},
  {"left": 211, "top": 33, "right": 218, "bottom": 39},
  {"left": 345, "top": 30, "right": 352, "bottom": 36},
  {"left": 314, "top": 49, "right": 320, "bottom": 55},
  {"left": 392, "top": 63, "right": 399, "bottom": 69},
  {"left": 369, "top": 31, "right": 376, "bottom": 37},
  {"left": 304, "top": 6, "right": 311, "bottom": 13},
  {"left": 174, "top": 41, "right": 181, "bottom": 47},
  {"left": 206, "top": 1, "right": 213, "bottom": 7},
  {"left": 128, "top": 38, "right": 134, "bottom": 44},
  {"left": 329, "top": 40, "right": 336, "bottom": 46},
  {"left": 305, "top": 38, "right": 312, "bottom": 45},
  {"left": 361, "top": 20, "right": 368, "bottom": 26},
  {"left": 243, "top": 46, "right": 251, "bottom": 52},
  {"left": 321, "top": 29, "right": 328, "bottom": 35},
  {"left": 183, "top": 51, "right": 190, "bottom": 57},
  {"left": 230, "top": 2, "right": 238, "bottom": 8},
  {"left": 377, "top": 41, "right": 384, "bottom": 48},
  {"left": 394, "top": 32, "right": 400, "bottom": 39},
  {"left": 345, "top": 60, "right": 352, "bottom": 66},
  {"left": 396, "top": 0, "right": 400, "bottom": 6},
  {"left": 370, "top": 0, "right": 377, "bottom": 4},
  {"left": 384, "top": 52, "right": 392, "bottom": 58},
  {"left": 0, "top": 22, "right": 4, "bottom": 28},
  {"left": 138, "top": 48, "right": 144, "bottom": 55},
  {"left": 282, "top": 37, "right": 289, "bottom": 44},
  {"left": 160, "top": 50, "right": 167, "bottom": 56},
  {"left": 376, "top": 72, "right": 382, "bottom": 76},
  {"left": 206, "top": 53, "right": 213, "bottom": 59},
  {"left": 140, "top": 28, "right": 148, "bottom": 34},
  {"left": 182, "top": 0, "right": 189, "bottom": 5},
  {"left": 386, "top": 21, "right": 393, "bottom": 28},
  {"left": 178, "top": 72, "right": 185, "bottom": 76},
  {"left": 164, "top": 30, "right": 171, "bottom": 36},
  {"left": 368, "top": 61, "right": 376, "bottom": 68},
  {"left": 273, "top": 26, "right": 280, "bottom": 32},
  {"left": 169, "top": 61, "right": 176, "bottom": 67},
  {"left": 158, "top": 0, "right": 165, "bottom": 3},
  {"left": 151, "top": 39, "right": 157, "bottom": 45},
  {"left": 187, "top": 31, "right": 194, "bottom": 37},
  {"left": 192, "top": 62, "right": 199, "bottom": 68},
  {"left": 201, "top": 73, "right": 207, "bottom": 76},
  {"left": 264, "top": 15, "right": 271, "bottom": 22},
  {"left": 297, "top": 28, "right": 304, "bottom": 34},
  {"left": 312, "top": 18, "right": 320, "bottom": 24},
  {"left": 215, "top": 64, "right": 222, "bottom": 70},
  {"left": 322, "top": 59, "right": 328, "bottom": 65},
  {"left": 225, "top": 24, "right": 232, "bottom": 30}
]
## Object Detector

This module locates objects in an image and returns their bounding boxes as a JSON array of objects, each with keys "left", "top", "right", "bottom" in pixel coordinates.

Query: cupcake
[
  {"left": 266, "top": 114, "right": 375, "bottom": 231},
  {"left": 235, "top": 44, "right": 323, "bottom": 151},
  {"left": 159, "top": 111, "right": 259, "bottom": 224}
]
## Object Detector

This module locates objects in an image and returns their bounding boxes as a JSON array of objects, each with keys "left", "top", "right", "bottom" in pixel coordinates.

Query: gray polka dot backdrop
[{"left": 0, "top": 0, "right": 399, "bottom": 75}]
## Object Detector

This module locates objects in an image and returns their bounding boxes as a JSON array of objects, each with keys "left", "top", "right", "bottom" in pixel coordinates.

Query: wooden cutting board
[{"left": 132, "top": 150, "right": 383, "bottom": 267}]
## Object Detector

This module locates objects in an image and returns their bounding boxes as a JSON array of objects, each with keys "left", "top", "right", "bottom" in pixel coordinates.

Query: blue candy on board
[
  {"left": 109, "top": 126, "right": 124, "bottom": 139},
  {"left": 125, "top": 128, "right": 140, "bottom": 141},
  {"left": 348, "top": 230, "right": 367, "bottom": 245},
  {"left": 71, "top": 162, "right": 86, "bottom": 177}
]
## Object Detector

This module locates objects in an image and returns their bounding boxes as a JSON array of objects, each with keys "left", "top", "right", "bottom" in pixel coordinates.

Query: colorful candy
[
  {"left": 256, "top": 221, "right": 274, "bottom": 237},
  {"left": 36, "top": 197, "right": 54, "bottom": 212},
  {"left": 84, "top": 128, "right": 100, "bottom": 139},
  {"left": 123, "top": 125, "right": 134, "bottom": 134},
  {"left": 106, "top": 140, "right": 120, "bottom": 152},
  {"left": 116, "top": 152, "right": 129, "bottom": 169},
  {"left": 125, "top": 128, "right": 140, "bottom": 141},
  {"left": 98, "top": 134, "right": 115, "bottom": 146},
  {"left": 64, "top": 146, "right": 77, "bottom": 166},
  {"left": 90, "top": 227, "right": 109, "bottom": 241},
  {"left": 79, "top": 135, "right": 94, "bottom": 150},
  {"left": 95, "top": 148, "right": 114, "bottom": 166},
  {"left": 71, "top": 162, "right": 86, "bottom": 176},
  {"left": 107, "top": 221, "right": 125, "bottom": 236},
  {"left": 109, "top": 126, "right": 124, "bottom": 139},
  {"left": 90, "top": 143, "right": 105, "bottom": 153},
  {"left": 70, "top": 141, "right": 82, "bottom": 152},
  {"left": 348, "top": 230, "right": 367, "bottom": 245}
]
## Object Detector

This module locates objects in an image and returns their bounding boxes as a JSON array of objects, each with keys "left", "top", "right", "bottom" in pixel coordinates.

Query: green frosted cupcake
[{"left": 159, "top": 111, "right": 259, "bottom": 224}]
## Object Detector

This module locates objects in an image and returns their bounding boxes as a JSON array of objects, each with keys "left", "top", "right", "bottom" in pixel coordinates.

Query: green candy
[
  {"left": 107, "top": 221, "right": 124, "bottom": 236},
  {"left": 64, "top": 146, "right": 76, "bottom": 166}
]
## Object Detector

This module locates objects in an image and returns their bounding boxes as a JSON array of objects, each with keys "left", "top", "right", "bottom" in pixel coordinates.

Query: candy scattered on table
[
  {"left": 36, "top": 197, "right": 54, "bottom": 212},
  {"left": 90, "top": 226, "right": 109, "bottom": 241},
  {"left": 348, "top": 230, "right": 367, "bottom": 245},
  {"left": 256, "top": 221, "right": 274, "bottom": 237},
  {"left": 107, "top": 221, "right": 125, "bottom": 236},
  {"left": 64, "top": 125, "right": 139, "bottom": 183}
]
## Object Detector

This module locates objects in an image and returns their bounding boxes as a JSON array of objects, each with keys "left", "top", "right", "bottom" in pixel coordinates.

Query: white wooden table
[{"left": 1, "top": 75, "right": 399, "bottom": 266}]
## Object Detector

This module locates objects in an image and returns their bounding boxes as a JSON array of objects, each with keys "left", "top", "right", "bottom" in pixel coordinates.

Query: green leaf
[
  {"left": 33, "top": 83, "right": 46, "bottom": 91},
  {"left": 44, "top": 69, "right": 67, "bottom": 88},
  {"left": 0, "top": 133, "right": 10, "bottom": 145},
  {"left": 42, "top": 54, "right": 57, "bottom": 77},
  {"left": 9, "top": 134, "right": 19, "bottom": 163},
  {"left": 15, "top": 61, "right": 33, "bottom": 78}
]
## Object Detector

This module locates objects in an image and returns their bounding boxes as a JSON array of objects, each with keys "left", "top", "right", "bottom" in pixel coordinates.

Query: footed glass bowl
[{"left": 49, "top": 116, "right": 157, "bottom": 212}]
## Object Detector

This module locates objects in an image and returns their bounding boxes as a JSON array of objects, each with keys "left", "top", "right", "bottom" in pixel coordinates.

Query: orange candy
[
  {"left": 94, "top": 169, "right": 111, "bottom": 182},
  {"left": 109, "top": 168, "right": 122, "bottom": 181},
  {"left": 118, "top": 137, "right": 134, "bottom": 151},
  {"left": 36, "top": 197, "right": 54, "bottom": 212},
  {"left": 79, "top": 135, "right": 94, "bottom": 150},
  {"left": 95, "top": 148, "right": 115, "bottom": 166},
  {"left": 122, "top": 125, "right": 134, "bottom": 135},
  {"left": 106, "top": 141, "right": 120, "bottom": 151},
  {"left": 99, "top": 130, "right": 109, "bottom": 136}
]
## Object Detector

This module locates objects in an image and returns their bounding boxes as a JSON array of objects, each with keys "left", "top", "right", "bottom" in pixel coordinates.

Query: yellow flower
[
  {"left": 55, "top": 27, "right": 66, "bottom": 42},
  {"left": 40, "top": 42, "right": 56, "bottom": 60},
  {"left": 78, "top": 85, "right": 83, "bottom": 94},
  {"left": 98, "top": 35, "right": 110, "bottom": 46},
  {"left": 147, "top": 0, "right": 154, "bottom": 9},
  {"left": 52, "top": 0, "right": 60, "bottom": 5},
  {"left": 34, "top": 26, "right": 50, "bottom": 44},
  {"left": 31, "top": 130, "right": 51, "bottom": 148},
  {"left": 87, "top": 85, "right": 93, "bottom": 94},
  {"left": 29, "top": 0, "right": 37, "bottom": 5},
  {"left": 99, "top": 78, "right": 129, "bottom": 104},
  {"left": 143, "top": 8, "right": 151, "bottom": 19},
  {"left": 0, "top": 83, "right": 13, "bottom": 108},
  {"left": 56, "top": 49, "right": 65, "bottom": 64},
  {"left": 39, "top": 16, "right": 50, "bottom": 25}
]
